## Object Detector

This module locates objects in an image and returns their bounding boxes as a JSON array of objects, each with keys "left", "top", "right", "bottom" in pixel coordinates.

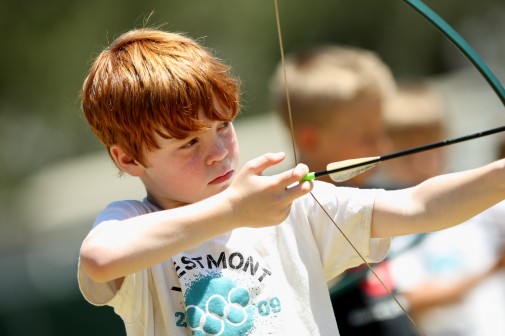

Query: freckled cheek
[
  {"left": 178, "top": 156, "right": 206, "bottom": 179},
  {"left": 161, "top": 167, "right": 203, "bottom": 200}
]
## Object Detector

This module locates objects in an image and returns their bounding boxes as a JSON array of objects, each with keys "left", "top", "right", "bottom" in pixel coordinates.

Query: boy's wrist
[{"left": 205, "top": 190, "right": 242, "bottom": 232}]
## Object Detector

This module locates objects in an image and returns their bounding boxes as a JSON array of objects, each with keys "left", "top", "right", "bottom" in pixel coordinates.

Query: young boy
[
  {"left": 79, "top": 28, "right": 505, "bottom": 336},
  {"left": 269, "top": 45, "right": 417, "bottom": 335}
]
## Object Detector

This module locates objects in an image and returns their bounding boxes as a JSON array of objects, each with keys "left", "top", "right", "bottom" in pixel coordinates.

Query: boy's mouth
[{"left": 209, "top": 170, "right": 234, "bottom": 185}]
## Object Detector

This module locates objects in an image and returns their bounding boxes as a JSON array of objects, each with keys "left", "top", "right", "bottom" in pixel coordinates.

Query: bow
[{"left": 272, "top": 0, "right": 505, "bottom": 334}]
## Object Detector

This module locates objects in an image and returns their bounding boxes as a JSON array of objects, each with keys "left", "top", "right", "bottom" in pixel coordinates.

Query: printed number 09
[{"left": 257, "top": 297, "right": 281, "bottom": 316}]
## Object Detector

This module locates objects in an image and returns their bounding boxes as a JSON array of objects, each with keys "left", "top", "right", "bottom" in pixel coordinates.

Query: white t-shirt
[
  {"left": 390, "top": 201, "right": 505, "bottom": 336},
  {"left": 79, "top": 181, "right": 389, "bottom": 336}
]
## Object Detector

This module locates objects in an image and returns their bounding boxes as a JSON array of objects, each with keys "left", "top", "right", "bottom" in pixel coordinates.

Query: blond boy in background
[{"left": 269, "top": 45, "right": 418, "bottom": 335}]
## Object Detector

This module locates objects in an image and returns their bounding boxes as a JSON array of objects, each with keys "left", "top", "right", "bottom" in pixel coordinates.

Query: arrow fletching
[{"left": 326, "top": 156, "right": 381, "bottom": 182}]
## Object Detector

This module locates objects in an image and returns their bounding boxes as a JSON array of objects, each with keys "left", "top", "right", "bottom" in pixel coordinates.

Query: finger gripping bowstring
[{"left": 272, "top": 0, "right": 505, "bottom": 335}]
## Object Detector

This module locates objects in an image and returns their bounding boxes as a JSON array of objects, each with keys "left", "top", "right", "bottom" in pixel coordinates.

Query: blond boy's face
[{"left": 139, "top": 116, "right": 239, "bottom": 209}]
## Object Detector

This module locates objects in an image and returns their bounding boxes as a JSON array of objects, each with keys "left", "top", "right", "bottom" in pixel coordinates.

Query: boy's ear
[{"left": 109, "top": 145, "right": 145, "bottom": 176}]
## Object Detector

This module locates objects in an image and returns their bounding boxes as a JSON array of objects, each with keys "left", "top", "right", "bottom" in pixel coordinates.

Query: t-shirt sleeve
[
  {"left": 303, "top": 181, "right": 390, "bottom": 280},
  {"left": 77, "top": 200, "right": 153, "bottom": 307},
  {"left": 78, "top": 265, "right": 146, "bottom": 323}
]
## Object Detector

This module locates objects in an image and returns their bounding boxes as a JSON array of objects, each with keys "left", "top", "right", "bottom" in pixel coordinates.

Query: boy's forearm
[
  {"left": 80, "top": 192, "right": 237, "bottom": 283},
  {"left": 372, "top": 159, "right": 505, "bottom": 237}
]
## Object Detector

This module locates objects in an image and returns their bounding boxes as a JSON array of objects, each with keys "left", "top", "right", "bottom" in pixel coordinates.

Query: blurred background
[{"left": 1, "top": 0, "right": 505, "bottom": 334}]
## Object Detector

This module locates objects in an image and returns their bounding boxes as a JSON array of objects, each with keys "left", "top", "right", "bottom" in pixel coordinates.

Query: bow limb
[{"left": 404, "top": 0, "right": 505, "bottom": 106}]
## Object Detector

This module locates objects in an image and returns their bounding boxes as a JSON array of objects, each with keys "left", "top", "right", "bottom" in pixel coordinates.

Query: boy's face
[{"left": 139, "top": 114, "right": 240, "bottom": 209}]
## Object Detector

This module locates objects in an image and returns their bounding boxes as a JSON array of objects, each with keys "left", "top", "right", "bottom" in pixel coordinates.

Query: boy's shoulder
[
  {"left": 92, "top": 198, "right": 159, "bottom": 227},
  {"left": 308, "top": 180, "right": 370, "bottom": 197},
  {"left": 299, "top": 180, "right": 383, "bottom": 209}
]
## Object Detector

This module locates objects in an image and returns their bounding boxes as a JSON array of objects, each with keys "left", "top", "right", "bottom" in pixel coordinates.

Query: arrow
[{"left": 301, "top": 124, "right": 505, "bottom": 182}]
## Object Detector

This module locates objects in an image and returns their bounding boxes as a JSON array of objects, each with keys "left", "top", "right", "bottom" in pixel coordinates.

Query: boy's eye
[
  {"left": 219, "top": 121, "right": 231, "bottom": 130},
  {"left": 181, "top": 138, "right": 198, "bottom": 149}
]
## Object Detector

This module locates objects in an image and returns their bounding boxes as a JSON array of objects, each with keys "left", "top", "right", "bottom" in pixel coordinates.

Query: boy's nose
[{"left": 206, "top": 140, "right": 228, "bottom": 165}]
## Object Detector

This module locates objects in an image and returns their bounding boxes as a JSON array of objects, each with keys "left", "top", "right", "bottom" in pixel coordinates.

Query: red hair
[{"left": 81, "top": 28, "right": 240, "bottom": 167}]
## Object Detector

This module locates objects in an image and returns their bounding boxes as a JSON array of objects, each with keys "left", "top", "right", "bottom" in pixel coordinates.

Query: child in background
[
  {"left": 79, "top": 29, "right": 505, "bottom": 336},
  {"left": 269, "top": 44, "right": 417, "bottom": 335},
  {"left": 381, "top": 85, "right": 505, "bottom": 335}
]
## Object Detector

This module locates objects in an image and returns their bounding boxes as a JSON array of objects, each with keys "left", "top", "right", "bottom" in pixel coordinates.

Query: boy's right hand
[{"left": 225, "top": 152, "right": 313, "bottom": 228}]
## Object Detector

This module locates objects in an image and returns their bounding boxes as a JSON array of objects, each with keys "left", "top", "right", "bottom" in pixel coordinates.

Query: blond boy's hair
[{"left": 269, "top": 45, "right": 396, "bottom": 127}]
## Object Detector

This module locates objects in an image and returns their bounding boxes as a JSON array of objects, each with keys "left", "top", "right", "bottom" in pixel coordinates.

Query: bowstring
[
  {"left": 272, "top": 1, "right": 424, "bottom": 334},
  {"left": 273, "top": 0, "right": 298, "bottom": 164}
]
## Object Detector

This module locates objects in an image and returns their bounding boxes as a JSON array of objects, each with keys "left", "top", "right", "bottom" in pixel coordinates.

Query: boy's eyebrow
[{"left": 157, "top": 129, "right": 204, "bottom": 142}]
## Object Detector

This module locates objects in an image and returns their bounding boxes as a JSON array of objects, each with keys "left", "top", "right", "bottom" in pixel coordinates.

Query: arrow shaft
[
  {"left": 311, "top": 124, "right": 505, "bottom": 180},
  {"left": 381, "top": 124, "right": 505, "bottom": 162}
]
